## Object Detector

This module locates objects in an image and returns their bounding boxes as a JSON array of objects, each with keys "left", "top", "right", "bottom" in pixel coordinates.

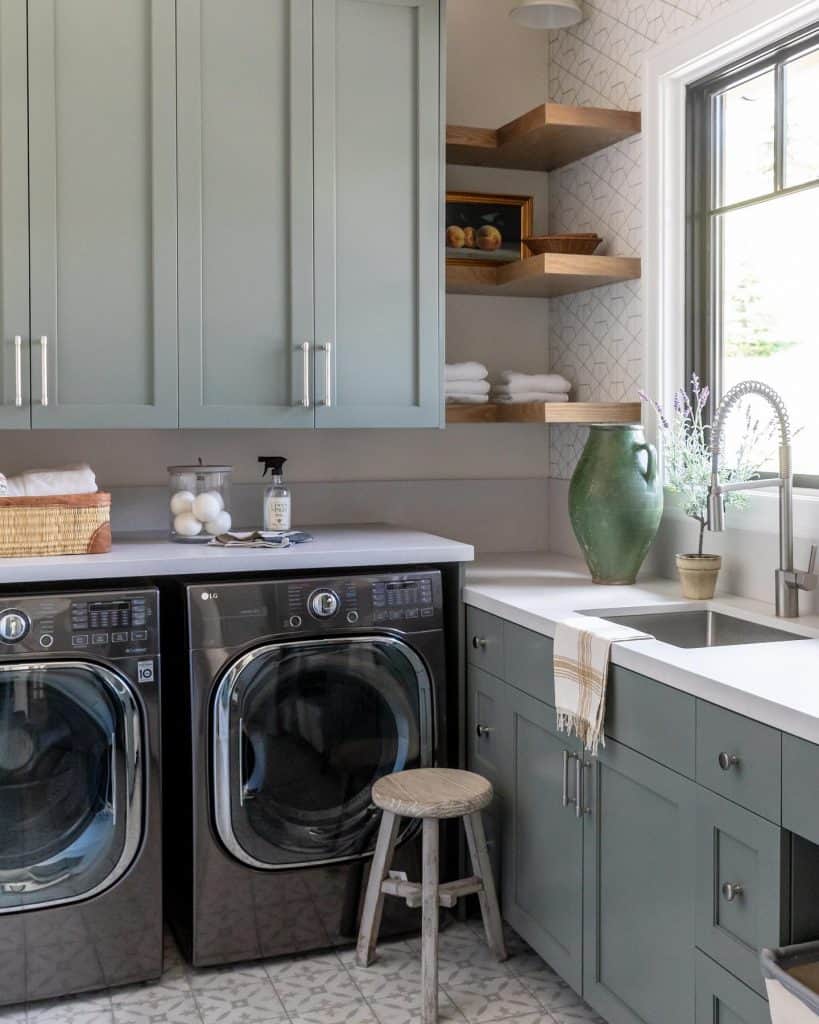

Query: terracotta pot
[{"left": 676, "top": 553, "right": 722, "bottom": 600}]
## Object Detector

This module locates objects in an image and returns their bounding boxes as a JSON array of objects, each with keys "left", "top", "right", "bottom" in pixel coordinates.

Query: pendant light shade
[{"left": 509, "top": 0, "right": 582, "bottom": 29}]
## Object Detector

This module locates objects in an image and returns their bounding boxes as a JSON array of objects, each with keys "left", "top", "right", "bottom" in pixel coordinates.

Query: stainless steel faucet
[{"left": 707, "top": 380, "right": 818, "bottom": 618}]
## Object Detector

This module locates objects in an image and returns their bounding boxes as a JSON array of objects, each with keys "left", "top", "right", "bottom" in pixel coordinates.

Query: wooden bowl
[{"left": 524, "top": 234, "right": 602, "bottom": 255}]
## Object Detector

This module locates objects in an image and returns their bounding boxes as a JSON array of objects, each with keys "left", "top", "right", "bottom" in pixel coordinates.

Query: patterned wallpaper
[{"left": 547, "top": 0, "right": 734, "bottom": 478}]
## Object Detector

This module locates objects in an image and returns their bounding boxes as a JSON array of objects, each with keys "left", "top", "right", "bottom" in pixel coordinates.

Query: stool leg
[
  {"left": 463, "top": 812, "right": 507, "bottom": 962},
  {"left": 421, "top": 817, "right": 440, "bottom": 1024},
  {"left": 356, "top": 811, "right": 400, "bottom": 967}
]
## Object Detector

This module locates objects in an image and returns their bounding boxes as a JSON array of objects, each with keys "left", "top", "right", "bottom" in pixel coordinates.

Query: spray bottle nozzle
[{"left": 259, "top": 456, "right": 287, "bottom": 478}]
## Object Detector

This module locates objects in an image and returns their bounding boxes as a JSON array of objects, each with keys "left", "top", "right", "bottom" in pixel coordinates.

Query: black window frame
[{"left": 686, "top": 22, "right": 819, "bottom": 490}]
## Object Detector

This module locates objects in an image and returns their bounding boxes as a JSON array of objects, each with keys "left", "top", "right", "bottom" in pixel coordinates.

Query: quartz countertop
[
  {"left": 0, "top": 525, "right": 474, "bottom": 585},
  {"left": 465, "top": 551, "right": 819, "bottom": 744}
]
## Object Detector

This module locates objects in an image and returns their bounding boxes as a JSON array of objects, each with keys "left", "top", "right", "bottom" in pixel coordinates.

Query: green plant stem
[{"left": 698, "top": 516, "right": 706, "bottom": 557}]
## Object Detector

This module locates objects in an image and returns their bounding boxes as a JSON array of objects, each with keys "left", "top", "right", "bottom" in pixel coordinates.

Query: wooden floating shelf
[
  {"left": 447, "top": 102, "right": 641, "bottom": 172},
  {"left": 446, "top": 402, "right": 642, "bottom": 425},
  {"left": 447, "top": 253, "right": 641, "bottom": 299}
]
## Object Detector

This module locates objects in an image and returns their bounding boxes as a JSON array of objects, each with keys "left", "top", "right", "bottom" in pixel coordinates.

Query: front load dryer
[
  {"left": 0, "top": 588, "right": 162, "bottom": 1006},
  {"left": 163, "top": 570, "right": 448, "bottom": 966}
]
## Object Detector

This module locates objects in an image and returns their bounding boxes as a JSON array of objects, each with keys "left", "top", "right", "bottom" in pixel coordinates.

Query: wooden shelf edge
[
  {"left": 447, "top": 101, "right": 641, "bottom": 172},
  {"left": 446, "top": 402, "right": 642, "bottom": 425},
  {"left": 446, "top": 253, "right": 642, "bottom": 298}
]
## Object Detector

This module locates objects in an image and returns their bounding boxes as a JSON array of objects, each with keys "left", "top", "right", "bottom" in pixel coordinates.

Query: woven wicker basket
[{"left": 0, "top": 493, "right": 112, "bottom": 557}]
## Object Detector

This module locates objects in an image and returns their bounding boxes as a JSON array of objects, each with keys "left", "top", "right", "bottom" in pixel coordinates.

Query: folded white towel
[
  {"left": 497, "top": 372, "right": 572, "bottom": 393},
  {"left": 4, "top": 463, "right": 98, "bottom": 497},
  {"left": 445, "top": 361, "right": 488, "bottom": 382},
  {"left": 554, "top": 615, "right": 651, "bottom": 754},
  {"left": 445, "top": 394, "right": 489, "bottom": 405},
  {"left": 445, "top": 379, "right": 491, "bottom": 396},
  {"left": 493, "top": 392, "right": 570, "bottom": 404}
]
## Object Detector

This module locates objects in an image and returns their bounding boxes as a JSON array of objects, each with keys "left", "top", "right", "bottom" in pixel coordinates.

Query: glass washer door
[
  {"left": 212, "top": 637, "right": 433, "bottom": 869},
  {"left": 0, "top": 660, "right": 143, "bottom": 913}
]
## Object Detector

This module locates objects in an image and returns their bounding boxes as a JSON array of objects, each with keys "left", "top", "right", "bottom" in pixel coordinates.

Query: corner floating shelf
[
  {"left": 446, "top": 402, "right": 641, "bottom": 425},
  {"left": 446, "top": 102, "right": 641, "bottom": 172},
  {"left": 447, "top": 253, "right": 641, "bottom": 299}
]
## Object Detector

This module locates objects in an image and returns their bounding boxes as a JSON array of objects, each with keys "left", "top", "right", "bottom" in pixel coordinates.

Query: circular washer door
[
  {"left": 0, "top": 661, "right": 143, "bottom": 913},
  {"left": 212, "top": 637, "right": 433, "bottom": 869}
]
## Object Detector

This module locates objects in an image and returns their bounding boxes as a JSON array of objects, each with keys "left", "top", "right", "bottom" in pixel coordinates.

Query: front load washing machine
[
  {"left": 0, "top": 588, "right": 162, "bottom": 1006},
  {"left": 162, "top": 570, "right": 448, "bottom": 966}
]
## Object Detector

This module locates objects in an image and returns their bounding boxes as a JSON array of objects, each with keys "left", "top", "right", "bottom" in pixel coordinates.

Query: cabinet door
[
  {"left": 583, "top": 738, "right": 697, "bottom": 1024},
  {"left": 466, "top": 667, "right": 508, "bottom": 890},
  {"left": 177, "top": 0, "right": 314, "bottom": 428},
  {"left": 0, "top": 0, "right": 30, "bottom": 429},
  {"left": 502, "top": 686, "right": 584, "bottom": 993},
  {"left": 313, "top": 0, "right": 441, "bottom": 428},
  {"left": 695, "top": 952, "right": 771, "bottom": 1024},
  {"left": 28, "top": 0, "right": 178, "bottom": 428}
]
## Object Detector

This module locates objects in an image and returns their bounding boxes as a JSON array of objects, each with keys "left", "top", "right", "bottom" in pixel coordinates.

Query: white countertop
[
  {"left": 0, "top": 525, "right": 474, "bottom": 584},
  {"left": 465, "top": 552, "right": 819, "bottom": 745}
]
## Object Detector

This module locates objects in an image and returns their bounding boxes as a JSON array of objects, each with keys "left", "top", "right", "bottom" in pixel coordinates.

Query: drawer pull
[
  {"left": 476, "top": 723, "right": 493, "bottom": 738},
  {"left": 472, "top": 636, "right": 487, "bottom": 650},
  {"left": 718, "top": 752, "right": 740, "bottom": 771},
  {"left": 721, "top": 881, "right": 744, "bottom": 902}
]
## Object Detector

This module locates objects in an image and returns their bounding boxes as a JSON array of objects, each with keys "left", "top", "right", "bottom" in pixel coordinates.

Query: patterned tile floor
[{"left": 1, "top": 920, "right": 607, "bottom": 1024}]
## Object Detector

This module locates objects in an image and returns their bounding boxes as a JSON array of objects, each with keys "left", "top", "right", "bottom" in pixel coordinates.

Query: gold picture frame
[{"left": 445, "top": 191, "right": 534, "bottom": 267}]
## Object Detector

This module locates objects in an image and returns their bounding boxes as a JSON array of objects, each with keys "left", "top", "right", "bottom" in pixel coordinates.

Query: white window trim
[{"left": 643, "top": 0, "right": 819, "bottom": 529}]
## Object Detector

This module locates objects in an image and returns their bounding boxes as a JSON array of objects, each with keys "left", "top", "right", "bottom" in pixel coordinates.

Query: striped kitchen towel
[{"left": 553, "top": 615, "right": 651, "bottom": 754}]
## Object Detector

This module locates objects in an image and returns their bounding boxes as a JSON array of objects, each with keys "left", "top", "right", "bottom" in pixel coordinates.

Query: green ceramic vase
[{"left": 569, "top": 424, "right": 663, "bottom": 585}]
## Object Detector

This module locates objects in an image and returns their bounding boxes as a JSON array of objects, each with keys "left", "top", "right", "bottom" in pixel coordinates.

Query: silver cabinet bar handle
[
  {"left": 298, "top": 342, "right": 310, "bottom": 407},
  {"left": 320, "top": 342, "right": 332, "bottom": 407},
  {"left": 13, "top": 336, "right": 22, "bottom": 407},
  {"left": 575, "top": 755, "right": 584, "bottom": 818},
  {"left": 39, "top": 336, "right": 48, "bottom": 407},
  {"left": 562, "top": 750, "right": 570, "bottom": 807}
]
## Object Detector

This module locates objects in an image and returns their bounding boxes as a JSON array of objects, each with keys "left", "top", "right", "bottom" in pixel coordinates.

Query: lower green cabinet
[
  {"left": 695, "top": 952, "right": 771, "bottom": 1024},
  {"left": 499, "top": 685, "right": 584, "bottom": 994},
  {"left": 583, "top": 738, "right": 697, "bottom": 1024}
]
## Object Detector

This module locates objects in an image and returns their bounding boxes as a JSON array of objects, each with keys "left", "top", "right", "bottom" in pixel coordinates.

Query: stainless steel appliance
[
  {"left": 163, "top": 571, "right": 448, "bottom": 967},
  {"left": 0, "top": 589, "right": 162, "bottom": 1006}
]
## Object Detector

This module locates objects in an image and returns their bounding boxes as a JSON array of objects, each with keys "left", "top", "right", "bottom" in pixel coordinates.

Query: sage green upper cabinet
[
  {"left": 177, "top": 0, "right": 315, "bottom": 428},
  {"left": 0, "top": 0, "right": 30, "bottom": 429},
  {"left": 28, "top": 0, "right": 178, "bottom": 428},
  {"left": 313, "top": 0, "right": 442, "bottom": 428}
]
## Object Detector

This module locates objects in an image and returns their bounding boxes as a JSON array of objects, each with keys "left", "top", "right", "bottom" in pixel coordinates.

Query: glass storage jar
[{"left": 168, "top": 463, "right": 233, "bottom": 542}]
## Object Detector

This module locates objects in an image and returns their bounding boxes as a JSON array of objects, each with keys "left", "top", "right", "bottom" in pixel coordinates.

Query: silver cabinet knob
[
  {"left": 476, "top": 723, "right": 493, "bottom": 738},
  {"left": 472, "top": 636, "right": 487, "bottom": 650},
  {"left": 718, "top": 752, "right": 740, "bottom": 771},
  {"left": 721, "top": 881, "right": 744, "bottom": 902}
]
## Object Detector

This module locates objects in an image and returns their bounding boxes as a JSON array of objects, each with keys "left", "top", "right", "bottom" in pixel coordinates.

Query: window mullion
[{"left": 774, "top": 60, "right": 786, "bottom": 191}]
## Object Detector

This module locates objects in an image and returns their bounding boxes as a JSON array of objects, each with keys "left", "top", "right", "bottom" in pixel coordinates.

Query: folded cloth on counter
[
  {"left": 493, "top": 392, "right": 570, "bottom": 404},
  {"left": 445, "top": 379, "right": 491, "bottom": 396},
  {"left": 3, "top": 463, "right": 98, "bottom": 497},
  {"left": 445, "top": 394, "right": 489, "bottom": 404},
  {"left": 445, "top": 361, "right": 489, "bottom": 382},
  {"left": 209, "top": 530, "right": 313, "bottom": 548},
  {"left": 497, "top": 372, "right": 572, "bottom": 393},
  {"left": 554, "top": 615, "right": 651, "bottom": 754}
]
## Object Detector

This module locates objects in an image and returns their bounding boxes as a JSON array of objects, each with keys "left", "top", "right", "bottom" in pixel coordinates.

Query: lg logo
[{"left": 201, "top": 592, "right": 219, "bottom": 601}]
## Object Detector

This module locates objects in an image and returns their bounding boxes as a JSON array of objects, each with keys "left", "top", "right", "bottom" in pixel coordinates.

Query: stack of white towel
[
  {"left": 0, "top": 463, "right": 98, "bottom": 497},
  {"left": 445, "top": 362, "right": 490, "bottom": 404},
  {"left": 491, "top": 371, "right": 572, "bottom": 404}
]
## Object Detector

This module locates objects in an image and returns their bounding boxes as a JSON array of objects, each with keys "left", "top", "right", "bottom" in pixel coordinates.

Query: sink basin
[{"left": 600, "top": 609, "right": 807, "bottom": 649}]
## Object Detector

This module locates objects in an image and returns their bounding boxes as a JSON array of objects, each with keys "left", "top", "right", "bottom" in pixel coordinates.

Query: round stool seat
[{"left": 372, "top": 768, "right": 493, "bottom": 820}]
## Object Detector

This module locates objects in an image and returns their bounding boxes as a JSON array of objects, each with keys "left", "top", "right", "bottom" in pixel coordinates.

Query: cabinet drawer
[
  {"left": 606, "top": 666, "right": 696, "bottom": 777},
  {"left": 466, "top": 666, "right": 507, "bottom": 787},
  {"left": 783, "top": 735, "right": 819, "bottom": 846},
  {"left": 697, "top": 702, "right": 781, "bottom": 822},
  {"left": 696, "top": 788, "right": 788, "bottom": 995},
  {"left": 503, "top": 622, "right": 554, "bottom": 705},
  {"left": 466, "top": 607, "right": 504, "bottom": 678},
  {"left": 695, "top": 952, "right": 771, "bottom": 1024}
]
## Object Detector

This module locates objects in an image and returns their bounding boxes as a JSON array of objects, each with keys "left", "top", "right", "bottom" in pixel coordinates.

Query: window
[{"left": 687, "top": 25, "right": 819, "bottom": 486}]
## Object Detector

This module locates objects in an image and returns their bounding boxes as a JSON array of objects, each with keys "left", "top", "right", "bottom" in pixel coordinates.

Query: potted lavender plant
[{"left": 640, "top": 375, "right": 774, "bottom": 599}]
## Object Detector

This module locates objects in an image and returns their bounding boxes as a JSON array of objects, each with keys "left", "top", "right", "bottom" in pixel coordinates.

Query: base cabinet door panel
[
  {"left": 313, "top": 0, "right": 441, "bottom": 428},
  {"left": 583, "top": 738, "right": 697, "bottom": 1024},
  {"left": 695, "top": 952, "right": 771, "bottom": 1024},
  {"left": 501, "top": 688, "right": 583, "bottom": 994},
  {"left": 28, "top": 0, "right": 178, "bottom": 428},
  {"left": 695, "top": 788, "right": 788, "bottom": 996}
]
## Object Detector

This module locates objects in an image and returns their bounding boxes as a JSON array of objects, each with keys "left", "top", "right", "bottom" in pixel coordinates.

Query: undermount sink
[{"left": 600, "top": 609, "right": 808, "bottom": 649}]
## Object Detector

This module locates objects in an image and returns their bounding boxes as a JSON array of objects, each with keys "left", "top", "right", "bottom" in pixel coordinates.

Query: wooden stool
[{"left": 356, "top": 768, "right": 507, "bottom": 1024}]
